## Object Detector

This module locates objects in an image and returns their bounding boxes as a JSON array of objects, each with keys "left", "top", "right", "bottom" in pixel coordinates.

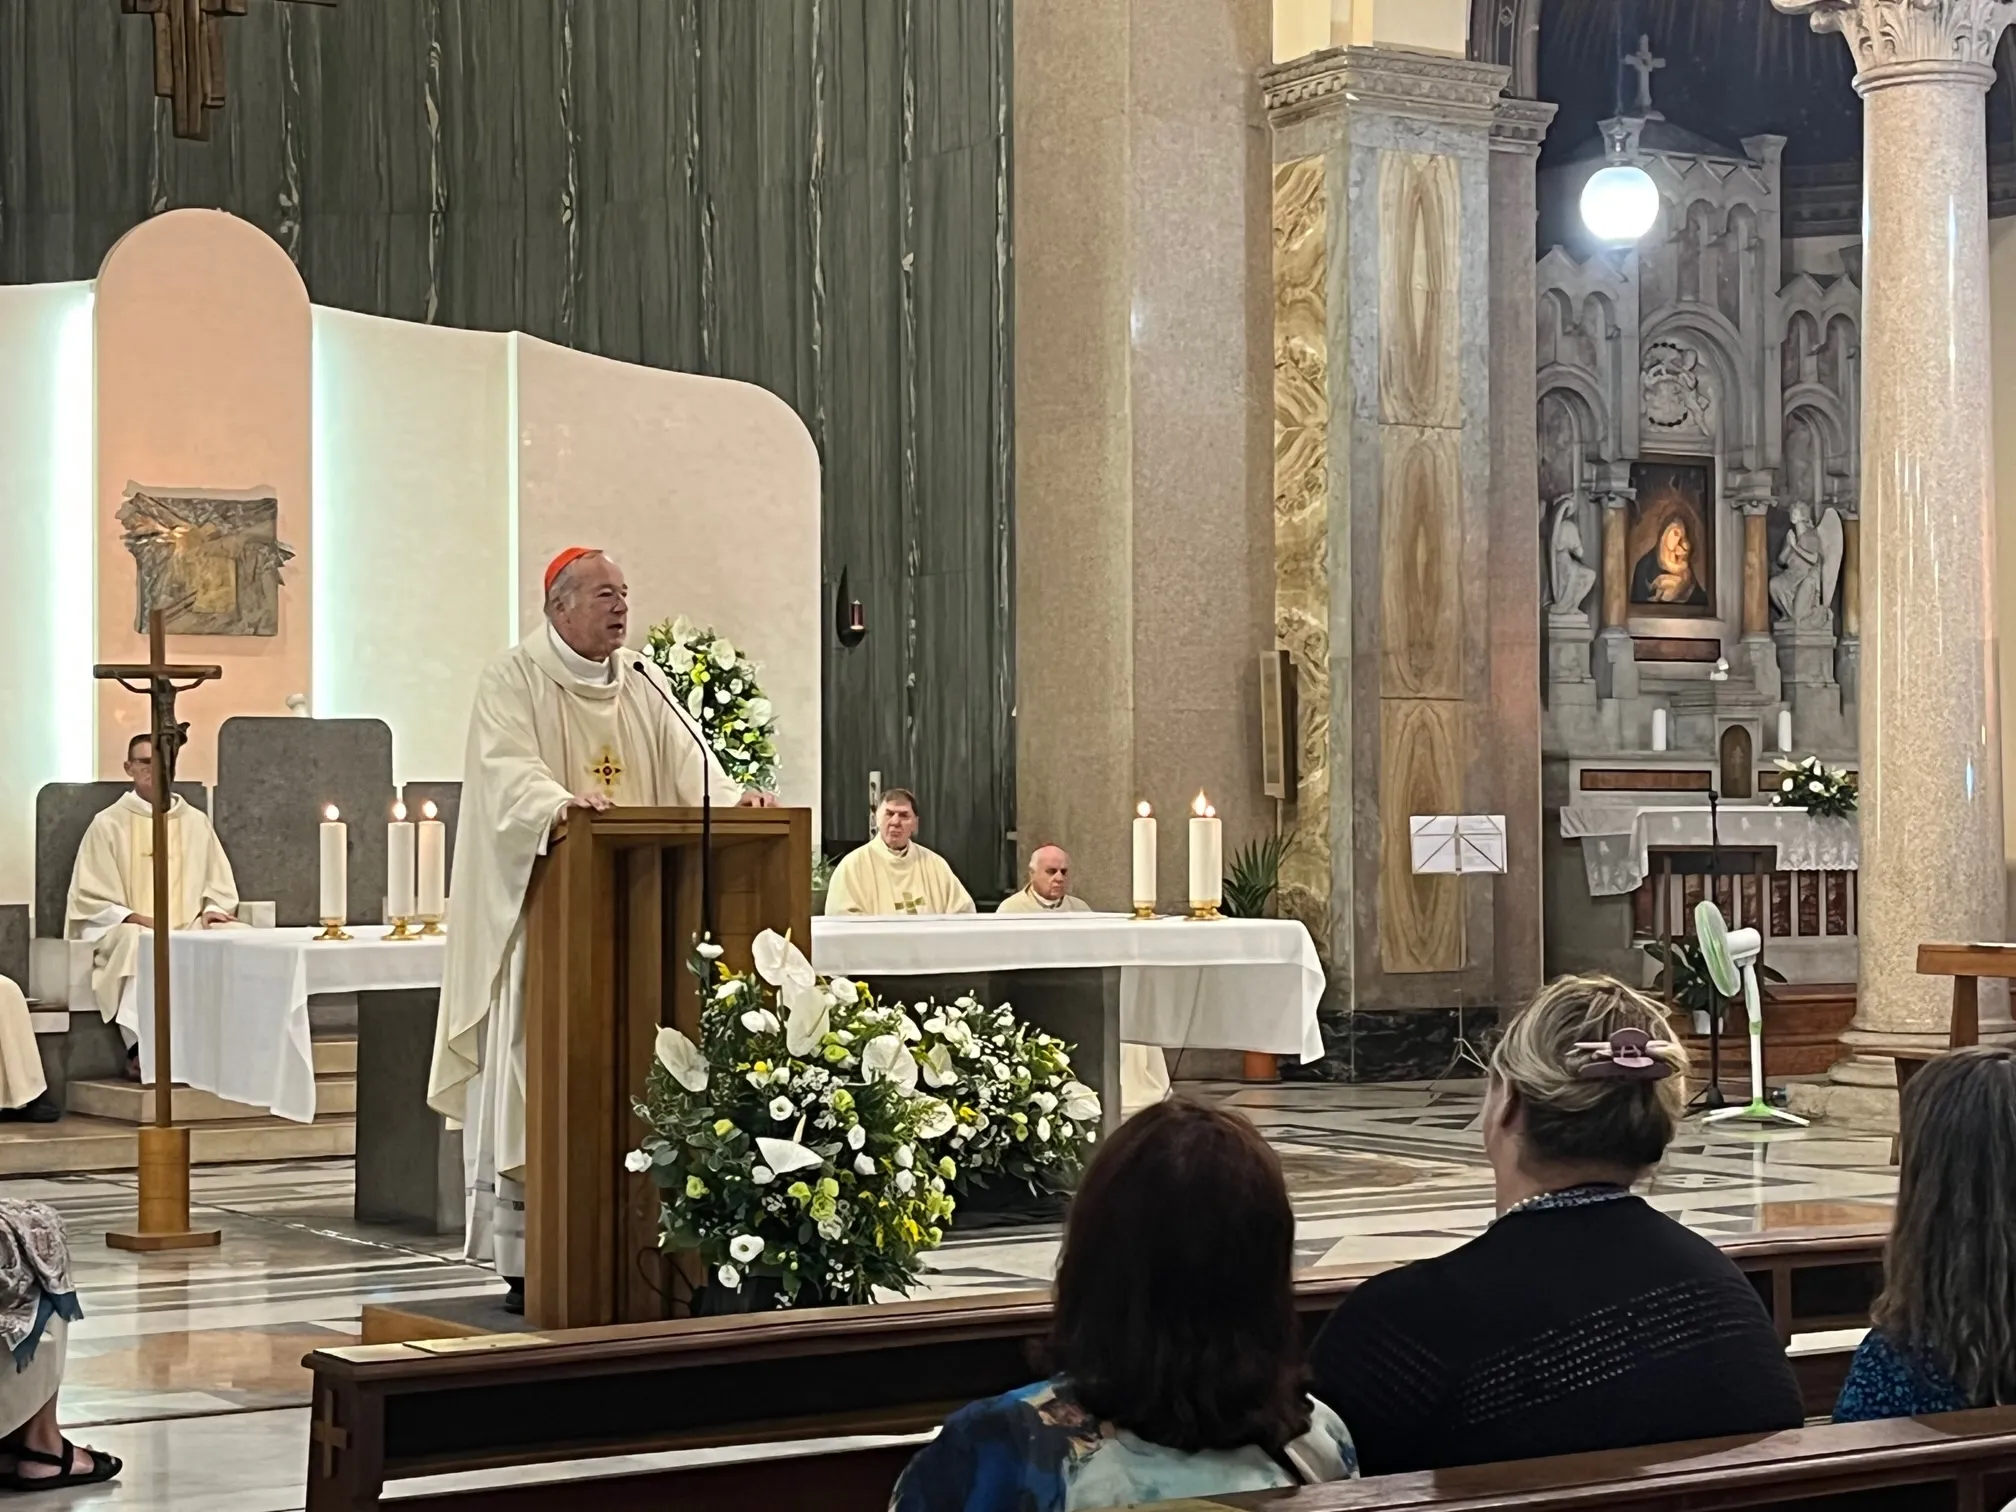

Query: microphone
[{"left": 630, "top": 659, "right": 715, "bottom": 946}]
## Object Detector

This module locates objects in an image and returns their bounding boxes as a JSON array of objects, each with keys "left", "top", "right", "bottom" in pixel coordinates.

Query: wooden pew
[{"left": 303, "top": 1225, "right": 1885, "bottom": 1510}]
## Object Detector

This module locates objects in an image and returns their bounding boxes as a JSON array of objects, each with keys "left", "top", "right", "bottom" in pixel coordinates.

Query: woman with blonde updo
[{"left": 1309, "top": 975, "right": 1803, "bottom": 1475}]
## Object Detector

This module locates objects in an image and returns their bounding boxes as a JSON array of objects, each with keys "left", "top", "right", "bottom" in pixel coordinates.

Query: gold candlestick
[
  {"left": 1186, "top": 902, "right": 1222, "bottom": 921},
  {"left": 1132, "top": 904, "right": 1157, "bottom": 920},
  {"left": 313, "top": 919, "right": 353, "bottom": 942},
  {"left": 417, "top": 915, "right": 445, "bottom": 937},
  {"left": 385, "top": 917, "right": 420, "bottom": 941}
]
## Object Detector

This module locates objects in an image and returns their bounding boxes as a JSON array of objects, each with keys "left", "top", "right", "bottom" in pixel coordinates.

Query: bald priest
[{"left": 427, "top": 547, "right": 777, "bottom": 1305}]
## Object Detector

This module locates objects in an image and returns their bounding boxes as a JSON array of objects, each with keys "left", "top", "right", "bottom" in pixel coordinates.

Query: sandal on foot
[{"left": 2, "top": 1440, "right": 122, "bottom": 1491}]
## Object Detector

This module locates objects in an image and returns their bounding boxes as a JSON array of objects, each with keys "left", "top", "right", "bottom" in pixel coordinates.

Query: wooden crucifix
[
  {"left": 124, "top": 0, "right": 338, "bottom": 142},
  {"left": 93, "top": 610, "right": 224, "bottom": 1251}
]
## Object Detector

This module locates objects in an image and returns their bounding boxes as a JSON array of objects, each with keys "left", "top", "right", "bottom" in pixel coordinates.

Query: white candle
[
  {"left": 1651, "top": 708, "right": 1668, "bottom": 752},
  {"left": 1132, "top": 802, "right": 1158, "bottom": 911},
  {"left": 319, "top": 806, "right": 348, "bottom": 922},
  {"left": 1778, "top": 709, "right": 1795, "bottom": 753},
  {"left": 1188, "top": 793, "right": 1223, "bottom": 913},
  {"left": 417, "top": 801, "right": 447, "bottom": 919},
  {"left": 387, "top": 802, "right": 416, "bottom": 921}
]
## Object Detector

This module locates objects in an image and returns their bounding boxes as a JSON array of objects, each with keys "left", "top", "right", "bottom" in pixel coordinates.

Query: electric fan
[{"left": 1694, "top": 900, "right": 1807, "bottom": 1127}]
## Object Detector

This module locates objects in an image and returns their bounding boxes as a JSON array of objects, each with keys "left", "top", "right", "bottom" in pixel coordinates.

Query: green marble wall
[{"left": 0, "top": 0, "right": 1014, "bottom": 892}]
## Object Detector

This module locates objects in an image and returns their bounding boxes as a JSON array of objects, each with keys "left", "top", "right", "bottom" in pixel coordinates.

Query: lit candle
[
  {"left": 1778, "top": 709, "right": 1795, "bottom": 754},
  {"left": 1132, "top": 801, "right": 1158, "bottom": 915},
  {"left": 319, "top": 806, "right": 348, "bottom": 923},
  {"left": 417, "top": 800, "right": 447, "bottom": 920},
  {"left": 1651, "top": 708, "right": 1668, "bottom": 753},
  {"left": 1188, "top": 792, "right": 1223, "bottom": 917},
  {"left": 387, "top": 801, "right": 416, "bottom": 922}
]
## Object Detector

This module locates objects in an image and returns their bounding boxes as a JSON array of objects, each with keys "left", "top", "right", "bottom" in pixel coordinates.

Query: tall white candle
[
  {"left": 387, "top": 802, "right": 416, "bottom": 921},
  {"left": 1132, "top": 802, "right": 1158, "bottom": 911},
  {"left": 1651, "top": 708, "right": 1668, "bottom": 752},
  {"left": 1187, "top": 793, "right": 1223, "bottom": 913},
  {"left": 319, "top": 806, "right": 348, "bottom": 922},
  {"left": 1778, "top": 709, "right": 1795, "bottom": 753},
  {"left": 417, "top": 800, "right": 447, "bottom": 919}
]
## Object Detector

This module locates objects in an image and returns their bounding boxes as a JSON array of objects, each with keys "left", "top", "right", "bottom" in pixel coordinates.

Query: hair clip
[{"left": 1573, "top": 1028, "right": 1674, "bottom": 1081}]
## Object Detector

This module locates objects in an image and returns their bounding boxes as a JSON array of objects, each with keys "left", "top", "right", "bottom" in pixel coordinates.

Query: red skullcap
[{"left": 543, "top": 546, "right": 598, "bottom": 595}]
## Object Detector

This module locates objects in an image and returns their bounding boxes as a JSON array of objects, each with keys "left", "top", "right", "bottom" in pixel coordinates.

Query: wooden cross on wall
[{"left": 124, "top": 0, "right": 338, "bottom": 142}]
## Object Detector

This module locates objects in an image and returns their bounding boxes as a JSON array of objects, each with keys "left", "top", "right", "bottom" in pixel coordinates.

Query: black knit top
[{"left": 1308, "top": 1194, "right": 1805, "bottom": 1475}]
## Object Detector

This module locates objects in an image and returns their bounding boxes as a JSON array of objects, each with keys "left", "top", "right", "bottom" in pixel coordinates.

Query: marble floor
[{"left": 3, "top": 1081, "right": 1897, "bottom": 1509}]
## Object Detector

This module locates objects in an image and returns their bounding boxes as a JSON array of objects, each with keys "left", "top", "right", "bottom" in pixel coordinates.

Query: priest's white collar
[
  {"left": 1022, "top": 886, "right": 1066, "bottom": 910},
  {"left": 873, "top": 835, "right": 915, "bottom": 861},
  {"left": 546, "top": 622, "right": 617, "bottom": 686},
  {"left": 116, "top": 790, "right": 184, "bottom": 818}
]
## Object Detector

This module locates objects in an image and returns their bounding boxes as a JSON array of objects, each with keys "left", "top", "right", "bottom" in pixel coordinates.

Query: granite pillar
[
  {"left": 1778, "top": 0, "right": 2013, "bottom": 1119},
  {"left": 1594, "top": 485, "right": 1639, "bottom": 702},
  {"left": 1265, "top": 47, "right": 1509, "bottom": 1049},
  {"left": 1838, "top": 507, "right": 1863, "bottom": 705},
  {"left": 1015, "top": 0, "right": 1277, "bottom": 912},
  {"left": 1740, "top": 496, "right": 1785, "bottom": 705}
]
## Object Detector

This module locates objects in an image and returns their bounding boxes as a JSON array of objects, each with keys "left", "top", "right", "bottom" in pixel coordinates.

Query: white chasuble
[
  {"left": 65, "top": 793, "right": 239, "bottom": 1029},
  {"left": 0, "top": 978, "right": 46, "bottom": 1112},
  {"left": 995, "top": 888, "right": 1092, "bottom": 915},
  {"left": 427, "top": 625, "right": 738, "bottom": 1271},
  {"left": 823, "top": 836, "right": 976, "bottom": 917}
]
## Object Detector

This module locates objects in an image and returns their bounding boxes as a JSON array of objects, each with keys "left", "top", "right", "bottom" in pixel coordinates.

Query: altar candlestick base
[
  {"left": 313, "top": 920, "right": 353, "bottom": 942},
  {"left": 107, "top": 1126, "right": 221, "bottom": 1251},
  {"left": 1132, "top": 905, "right": 1157, "bottom": 920},
  {"left": 385, "top": 918, "right": 420, "bottom": 941},
  {"left": 418, "top": 917, "right": 445, "bottom": 937},
  {"left": 1186, "top": 904, "right": 1223, "bottom": 921}
]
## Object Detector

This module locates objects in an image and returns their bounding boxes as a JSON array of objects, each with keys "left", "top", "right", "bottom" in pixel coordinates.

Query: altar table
[
  {"left": 134, "top": 924, "right": 444, "bottom": 1123},
  {"left": 1559, "top": 801, "right": 1859, "bottom": 897}
]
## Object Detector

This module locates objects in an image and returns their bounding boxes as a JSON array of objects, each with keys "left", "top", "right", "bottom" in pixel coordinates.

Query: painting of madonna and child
[{"left": 1627, "top": 460, "right": 1715, "bottom": 615}]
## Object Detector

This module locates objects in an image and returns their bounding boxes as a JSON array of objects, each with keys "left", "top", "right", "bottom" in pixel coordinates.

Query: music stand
[{"left": 1411, "top": 816, "right": 1508, "bottom": 1095}]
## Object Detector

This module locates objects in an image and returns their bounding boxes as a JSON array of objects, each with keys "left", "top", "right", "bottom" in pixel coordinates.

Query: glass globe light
[{"left": 1580, "top": 162, "right": 1659, "bottom": 244}]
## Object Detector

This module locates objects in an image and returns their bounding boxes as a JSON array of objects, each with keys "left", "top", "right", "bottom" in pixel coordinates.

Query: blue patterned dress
[
  {"left": 888, "top": 1378, "right": 1358, "bottom": 1512},
  {"left": 1833, "top": 1331, "right": 1974, "bottom": 1422}
]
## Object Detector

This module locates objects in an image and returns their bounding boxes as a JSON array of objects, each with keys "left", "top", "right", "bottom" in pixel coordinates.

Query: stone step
[
  {"left": 0, "top": 1114, "right": 354, "bottom": 1176},
  {"left": 66, "top": 1075, "right": 357, "bottom": 1125},
  {"left": 314, "top": 1038, "right": 357, "bottom": 1076}
]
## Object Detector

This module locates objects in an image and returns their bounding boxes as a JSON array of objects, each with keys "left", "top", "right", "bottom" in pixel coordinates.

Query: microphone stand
[{"left": 631, "top": 660, "right": 715, "bottom": 946}]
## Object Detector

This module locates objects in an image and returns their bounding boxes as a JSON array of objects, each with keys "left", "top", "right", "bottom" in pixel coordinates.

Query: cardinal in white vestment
[
  {"left": 65, "top": 734, "right": 239, "bottom": 1068},
  {"left": 997, "top": 844, "right": 1170, "bottom": 1112},
  {"left": 824, "top": 791, "right": 975, "bottom": 916},
  {"left": 426, "top": 547, "right": 775, "bottom": 1301}
]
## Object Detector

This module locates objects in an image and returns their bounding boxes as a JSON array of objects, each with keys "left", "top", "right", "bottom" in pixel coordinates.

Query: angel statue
[
  {"left": 1547, "top": 495, "right": 1598, "bottom": 617},
  {"left": 1769, "top": 500, "right": 1844, "bottom": 633}
]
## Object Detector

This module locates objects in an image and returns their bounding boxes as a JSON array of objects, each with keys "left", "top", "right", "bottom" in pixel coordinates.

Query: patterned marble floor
[{"left": 0, "top": 1081, "right": 1896, "bottom": 1509}]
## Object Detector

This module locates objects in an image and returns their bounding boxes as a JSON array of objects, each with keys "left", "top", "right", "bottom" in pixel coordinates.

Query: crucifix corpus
[
  {"left": 93, "top": 610, "right": 224, "bottom": 1252},
  {"left": 123, "top": 0, "right": 338, "bottom": 142}
]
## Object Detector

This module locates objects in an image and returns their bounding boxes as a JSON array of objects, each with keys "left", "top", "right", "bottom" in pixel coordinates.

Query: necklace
[{"left": 1496, "top": 1182, "right": 1631, "bottom": 1223}]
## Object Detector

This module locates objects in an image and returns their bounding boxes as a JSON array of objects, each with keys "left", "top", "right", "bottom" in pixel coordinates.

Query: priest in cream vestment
[
  {"left": 66, "top": 734, "right": 240, "bottom": 1046},
  {"left": 998, "top": 844, "right": 1170, "bottom": 1111},
  {"left": 0, "top": 978, "right": 51, "bottom": 1119},
  {"left": 427, "top": 549, "right": 769, "bottom": 1292},
  {"left": 824, "top": 790, "right": 975, "bottom": 915}
]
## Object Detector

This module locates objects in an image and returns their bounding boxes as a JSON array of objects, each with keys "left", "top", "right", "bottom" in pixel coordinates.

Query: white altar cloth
[
  {"left": 811, "top": 914, "right": 1326, "bottom": 1063},
  {"left": 134, "top": 925, "right": 444, "bottom": 1124},
  {"left": 1559, "top": 802, "right": 1860, "bottom": 897}
]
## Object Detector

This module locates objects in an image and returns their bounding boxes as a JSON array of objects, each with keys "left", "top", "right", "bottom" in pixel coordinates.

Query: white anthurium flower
[
  {"left": 847, "top": 1123, "right": 867, "bottom": 1151},
  {"left": 784, "top": 982, "right": 831, "bottom": 1057},
  {"left": 768, "top": 1096, "right": 796, "bottom": 1122},
  {"left": 624, "top": 1149, "right": 652, "bottom": 1173},
  {"left": 717, "top": 1263, "right": 742, "bottom": 1290},
  {"left": 671, "top": 615, "right": 698, "bottom": 641},
  {"left": 915, "top": 1099, "right": 957, "bottom": 1139},
  {"left": 753, "top": 929, "right": 818, "bottom": 990},
  {"left": 751, "top": 1165, "right": 775, "bottom": 1185},
  {"left": 921, "top": 1044, "right": 958, "bottom": 1089},
  {"left": 695, "top": 940, "right": 725, "bottom": 961},
  {"left": 731, "top": 679, "right": 745, "bottom": 695},
  {"left": 853, "top": 1152, "right": 877, "bottom": 1176},
  {"left": 1033, "top": 1091, "right": 1058, "bottom": 1114},
  {"left": 862, "top": 1035, "right": 920, "bottom": 1092},
  {"left": 729, "top": 1234, "right": 764, "bottom": 1263},
  {"left": 756, "top": 1137, "right": 823, "bottom": 1175},
  {"left": 746, "top": 697, "right": 773, "bottom": 726},
  {"left": 740, "top": 1008, "right": 781, "bottom": 1035},
  {"left": 686, "top": 686, "right": 705, "bottom": 718},
  {"left": 667, "top": 644, "right": 695, "bottom": 673},
  {"left": 898, "top": 1014, "right": 922, "bottom": 1043},
  {"left": 1060, "top": 1082, "right": 1101, "bottom": 1123},
  {"left": 828, "top": 976, "right": 861, "bottom": 1005},
  {"left": 654, "top": 1028, "right": 709, "bottom": 1093},
  {"left": 712, "top": 639, "right": 737, "bottom": 667}
]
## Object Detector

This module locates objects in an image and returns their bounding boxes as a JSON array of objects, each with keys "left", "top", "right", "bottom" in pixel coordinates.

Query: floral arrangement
[
  {"left": 630, "top": 931, "right": 958, "bottom": 1307},
  {"left": 911, "top": 995, "right": 1102, "bottom": 1199},
  {"left": 1770, "top": 755, "right": 1858, "bottom": 819},
  {"left": 644, "top": 616, "right": 779, "bottom": 793}
]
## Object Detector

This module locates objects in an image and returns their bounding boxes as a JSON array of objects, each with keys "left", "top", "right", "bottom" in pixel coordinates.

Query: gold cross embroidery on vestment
[{"left": 588, "top": 747, "right": 624, "bottom": 792}]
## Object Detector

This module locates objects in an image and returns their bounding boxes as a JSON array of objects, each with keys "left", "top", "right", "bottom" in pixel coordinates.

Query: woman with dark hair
[
  {"left": 1309, "top": 974, "right": 1803, "bottom": 1475},
  {"left": 1835, "top": 1046, "right": 2016, "bottom": 1420},
  {"left": 888, "top": 1098, "right": 1355, "bottom": 1511}
]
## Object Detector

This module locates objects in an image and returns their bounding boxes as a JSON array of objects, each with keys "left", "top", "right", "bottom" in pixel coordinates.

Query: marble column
[
  {"left": 1738, "top": 491, "right": 1784, "bottom": 703},
  {"left": 1594, "top": 480, "right": 1638, "bottom": 701},
  {"left": 1778, "top": 0, "right": 2013, "bottom": 1118},
  {"left": 1837, "top": 503, "right": 1863, "bottom": 706}
]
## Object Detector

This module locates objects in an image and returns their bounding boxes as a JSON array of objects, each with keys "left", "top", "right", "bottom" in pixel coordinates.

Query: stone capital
[
  {"left": 1595, "top": 489, "right": 1633, "bottom": 512},
  {"left": 1491, "top": 97, "right": 1557, "bottom": 155},
  {"left": 1740, "top": 497, "right": 1776, "bottom": 517},
  {"left": 1262, "top": 46, "right": 1511, "bottom": 129},
  {"left": 1773, "top": 0, "right": 2016, "bottom": 79}
]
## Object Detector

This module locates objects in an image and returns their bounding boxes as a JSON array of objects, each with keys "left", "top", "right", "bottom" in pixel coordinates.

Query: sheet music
[{"left": 1410, "top": 815, "right": 1508, "bottom": 876}]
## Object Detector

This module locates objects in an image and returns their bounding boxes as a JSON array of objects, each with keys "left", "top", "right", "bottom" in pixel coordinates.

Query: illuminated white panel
[
  {"left": 0, "top": 282, "right": 95, "bottom": 908},
  {"left": 312, "top": 308, "right": 514, "bottom": 780}
]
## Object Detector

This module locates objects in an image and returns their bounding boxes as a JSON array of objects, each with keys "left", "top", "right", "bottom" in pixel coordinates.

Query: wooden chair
[{"left": 1896, "top": 943, "right": 2012, "bottom": 1159}]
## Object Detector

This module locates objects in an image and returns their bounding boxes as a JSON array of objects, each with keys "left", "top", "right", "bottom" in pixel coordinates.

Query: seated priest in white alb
[
  {"left": 824, "top": 790, "right": 975, "bottom": 916},
  {"left": 0, "top": 979, "right": 57, "bottom": 1123},
  {"left": 427, "top": 547, "right": 776, "bottom": 1311},
  {"left": 65, "top": 733, "right": 238, "bottom": 1077},
  {"left": 996, "top": 846, "right": 1091, "bottom": 915}
]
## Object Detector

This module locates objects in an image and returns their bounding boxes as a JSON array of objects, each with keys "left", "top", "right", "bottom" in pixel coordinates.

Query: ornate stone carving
[
  {"left": 1772, "top": 0, "right": 2016, "bottom": 73},
  {"left": 1547, "top": 495, "right": 1597, "bottom": 615},
  {"left": 1642, "top": 339, "right": 1715, "bottom": 434},
  {"left": 1262, "top": 49, "right": 1511, "bottom": 127},
  {"left": 1770, "top": 501, "right": 1847, "bottom": 632}
]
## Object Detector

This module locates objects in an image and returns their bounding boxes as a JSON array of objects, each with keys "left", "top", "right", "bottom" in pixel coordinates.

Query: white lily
[
  {"left": 862, "top": 1035, "right": 919, "bottom": 1092},
  {"left": 915, "top": 1098, "right": 957, "bottom": 1139},
  {"left": 898, "top": 1014, "right": 923, "bottom": 1043},
  {"left": 756, "top": 1137, "right": 823, "bottom": 1175},
  {"left": 1059, "top": 1081, "right": 1101, "bottom": 1123},
  {"left": 921, "top": 1044, "right": 959, "bottom": 1089},
  {"left": 784, "top": 980, "right": 831, "bottom": 1056},
  {"left": 717, "top": 1263, "right": 741, "bottom": 1290},
  {"left": 729, "top": 1234, "right": 764, "bottom": 1263},
  {"left": 694, "top": 940, "right": 724, "bottom": 961},
  {"left": 753, "top": 929, "right": 818, "bottom": 990},
  {"left": 654, "top": 1028, "right": 709, "bottom": 1093}
]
